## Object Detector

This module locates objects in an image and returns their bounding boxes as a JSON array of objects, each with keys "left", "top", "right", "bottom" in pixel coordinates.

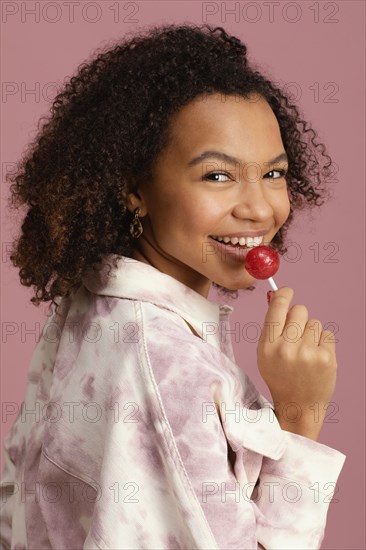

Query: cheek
[
  {"left": 172, "top": 197, "right": 216, "bottom": 237},
  {"left": 274, "top": 191, "right": 291, "bottom": 224},
  {"left": 154, "top": 197, "right": 204, "bottom": 238}
]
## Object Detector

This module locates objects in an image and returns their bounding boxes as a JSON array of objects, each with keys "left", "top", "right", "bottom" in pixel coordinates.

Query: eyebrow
[{"left": 187, "top": 150, "right": 289, "bottom": 168}]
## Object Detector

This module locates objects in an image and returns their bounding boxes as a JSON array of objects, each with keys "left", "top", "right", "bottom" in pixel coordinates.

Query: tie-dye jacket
[{"left": 0, "top": 254, "right": 346, "bottom": 549}]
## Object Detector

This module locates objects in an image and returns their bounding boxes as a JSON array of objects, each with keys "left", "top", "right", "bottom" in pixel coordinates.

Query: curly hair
[{"left": 7, "top": 23, "right": 334, "bottom": 315}]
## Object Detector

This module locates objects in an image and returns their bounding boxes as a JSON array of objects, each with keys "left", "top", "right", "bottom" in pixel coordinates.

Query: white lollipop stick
[{"left": 267, "top": 277, "right": 278, "bottom": 291}]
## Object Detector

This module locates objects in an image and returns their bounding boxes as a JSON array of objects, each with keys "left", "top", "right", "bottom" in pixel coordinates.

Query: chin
[{"left": 213, "top": 278, "right": 257, "bottom": 291}]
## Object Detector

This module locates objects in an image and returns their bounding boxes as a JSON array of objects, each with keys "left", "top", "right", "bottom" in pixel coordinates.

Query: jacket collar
[{"left": 82, "top": 254, "right": 234, "bottom": 351}]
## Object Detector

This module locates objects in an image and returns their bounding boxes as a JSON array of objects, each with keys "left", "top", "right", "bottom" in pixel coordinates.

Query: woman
[{"left": 0, "top": 23, "right": 345, "bottom": 549}]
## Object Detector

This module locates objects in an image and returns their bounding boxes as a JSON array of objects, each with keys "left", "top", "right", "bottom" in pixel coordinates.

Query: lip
[
  {"left": 209, "top": 230, "right": 270, "bottom": 238},
  {"left": 208, "top": 236, "right": 254, "bottom": 261}
]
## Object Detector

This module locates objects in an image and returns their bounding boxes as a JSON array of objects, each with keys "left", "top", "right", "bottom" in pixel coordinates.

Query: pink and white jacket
[{"left": 0, "top": 254, "right": 346, "bottom": 549}]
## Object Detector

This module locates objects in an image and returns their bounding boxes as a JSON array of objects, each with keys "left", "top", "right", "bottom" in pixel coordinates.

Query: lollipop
[{"left": 245, "top": 245, "right": 279, "bottom": 291}]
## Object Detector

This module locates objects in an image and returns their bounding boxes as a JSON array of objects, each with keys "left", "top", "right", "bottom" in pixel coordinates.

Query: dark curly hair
[{"left": 7, "top": 23, "right": 334, "bottom": 315}]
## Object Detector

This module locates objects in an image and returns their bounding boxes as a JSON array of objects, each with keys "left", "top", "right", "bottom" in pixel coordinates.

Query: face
[{"left": 126, "top": 93, "right": 291, "bottom": 298}]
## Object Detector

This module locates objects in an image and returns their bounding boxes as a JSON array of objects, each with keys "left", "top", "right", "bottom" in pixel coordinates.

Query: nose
[{"left": 232, "top": 181, "right": 273, "bottom": 222}]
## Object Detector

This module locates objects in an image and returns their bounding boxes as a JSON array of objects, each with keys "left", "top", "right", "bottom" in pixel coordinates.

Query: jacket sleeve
[
  {"left": 0, "top": 440, "right": 15, "bottom": 550},
  {"left": 220, "top": 377, "right": 346, "bottom": 550},
  {"left": 0, "top": 412, "right": 25, "bottom": 550},
  {"left": 0, "top": 300, "right": 65, "bottom": 550},
  {"left": 252, "top": 425, "right": 346, "bottom": 550},
  {"left": 147, "top": 322, "right": 346, "bottom": 550}
]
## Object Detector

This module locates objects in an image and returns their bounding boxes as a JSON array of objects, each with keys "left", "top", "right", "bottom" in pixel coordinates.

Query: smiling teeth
[{"left": 211, "top": 235, "right": 263, "bottom": 246}]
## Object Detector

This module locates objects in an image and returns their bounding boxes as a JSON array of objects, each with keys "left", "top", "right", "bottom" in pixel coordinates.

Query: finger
[
  {"left": 319, "top": 328, "right": 337, "bottom": 351},
  {"left": 282, "top": 304, "right": 309, "bottom": 343},
  {"left": 260, "top": 287, "right": 294, "bottom": 344},
  {"left": 302, "top": 319, "right": 323, "bottom": 346}
]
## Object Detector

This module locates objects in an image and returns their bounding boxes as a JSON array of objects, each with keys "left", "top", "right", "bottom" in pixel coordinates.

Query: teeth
[
  {"left": 211, "top": 235, "right": 264, "bottom": 247},
  {"left": 246, "top": 238, "right": 256, "bottom": 248}
]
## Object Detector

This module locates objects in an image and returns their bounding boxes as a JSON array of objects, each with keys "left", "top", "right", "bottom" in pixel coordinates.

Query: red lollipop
[{"left": 245, "top": 245, "right": 279, "bottom": 290}]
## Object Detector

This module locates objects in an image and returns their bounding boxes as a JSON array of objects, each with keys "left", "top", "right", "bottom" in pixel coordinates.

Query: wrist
[
  {"left": 277, "top": 418, "right": 322, "bottom": 441},
  {"left": 274, "top": 408, "right": 324, "bottom": 441}
]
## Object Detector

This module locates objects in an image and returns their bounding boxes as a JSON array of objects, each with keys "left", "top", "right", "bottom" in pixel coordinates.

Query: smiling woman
[
  {"left": 125, "top": 93, "right": 291, "bottom": 296},
  {"left": 1, "top": 23, "right": 345, "bottom": 550},
  {"left": 5, "top": 23, "right": 332, "bottom": 308}
]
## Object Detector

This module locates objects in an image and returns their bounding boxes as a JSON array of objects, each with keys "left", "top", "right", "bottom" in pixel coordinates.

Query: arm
[
  {"left": 250, "top": 395, "right": 346, "bottom": 550},
  {"left": 0, "top": 423, "right": 18, "bottom": 549},
  {"left": 140, "top": 304, "right": 346, "bottom": 549},
  {"left": 249, "top": 287, "right": 346, "bottom": 548},
  {"left": 0, "top": 414, "right": 24, "bottom": 550},
  {"left": 255, "top": 431, "right": 345, "bottom": 550}
]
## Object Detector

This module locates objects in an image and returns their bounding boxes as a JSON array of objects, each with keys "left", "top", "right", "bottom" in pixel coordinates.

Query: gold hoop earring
[{"left": 129, "top": 207, "right": 143, "bottom": 239}]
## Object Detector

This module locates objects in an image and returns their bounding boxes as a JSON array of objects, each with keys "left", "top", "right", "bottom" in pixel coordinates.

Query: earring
[{"left": 129, "top": 207, "right": 143, "bottom": 239}]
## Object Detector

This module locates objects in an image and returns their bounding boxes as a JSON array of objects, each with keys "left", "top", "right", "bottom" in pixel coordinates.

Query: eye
[
  {"left": 203, "top": 168, "right": 288, "bottom": 183},
  {"left": 264, "top": 169, "right": 288, "bottom": 179},
  {"left": 203, "top": 172, "right": 232, "bottom": 182}
]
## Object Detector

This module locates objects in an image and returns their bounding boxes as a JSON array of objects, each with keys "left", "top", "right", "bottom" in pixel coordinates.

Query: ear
[
  {"left": 123, "top": 189, "right": 146, "bottom": 216},
  {"left": 125, "top": 191, "right": 138, "bottom": 211}
]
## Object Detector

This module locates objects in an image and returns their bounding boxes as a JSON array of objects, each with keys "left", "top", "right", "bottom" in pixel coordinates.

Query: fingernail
[{"left": 267, "top": 290, "right": 274, "bottom": 304}]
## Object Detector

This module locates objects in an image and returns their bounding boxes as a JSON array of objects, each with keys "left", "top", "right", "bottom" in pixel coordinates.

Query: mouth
[
  {"left": 209, "top": 235, "right": 264, "bottom": 248},
  {"left": 207, "top": 234, "right": 266, "bottom": 262}
]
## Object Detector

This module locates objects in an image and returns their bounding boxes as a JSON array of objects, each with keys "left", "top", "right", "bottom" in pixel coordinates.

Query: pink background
[{"left": 1, "top": 1, "right": 365, "bottom": 548}]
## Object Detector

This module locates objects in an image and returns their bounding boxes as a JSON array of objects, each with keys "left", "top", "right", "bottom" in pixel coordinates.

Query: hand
[{"left": 257, "top": 287, "right": 338, "bottom": 440}]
